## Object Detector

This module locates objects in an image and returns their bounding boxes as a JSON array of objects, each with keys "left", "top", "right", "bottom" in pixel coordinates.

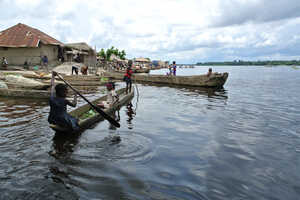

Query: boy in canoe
[
  {"left": 97, "top": 79, "right": 119, "bottom": 109},
  {"left": 48, "top": 71, "right": 80, "bottom": 131}
]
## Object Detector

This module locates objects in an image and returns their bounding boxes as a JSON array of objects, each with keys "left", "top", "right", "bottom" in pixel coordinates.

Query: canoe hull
[
  {"left": 0, "top": 88, "right": 51, "bottom": 99},
  {"left": 103, "top": 72, "right": 229, "bottom": 87}
]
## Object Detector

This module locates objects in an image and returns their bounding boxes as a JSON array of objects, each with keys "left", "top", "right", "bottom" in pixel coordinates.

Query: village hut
[
  {"left": 0, "top": 23, "right": 63, "bottom": 67},
  {"left": 152, "top": 60, "right": 169, "bottom": 68},
  {"left": 63, "top": 42, "right": 97, "bottom": 67},
  {"left": 134, "top": 57, "right": 151, "bottom": 69}
]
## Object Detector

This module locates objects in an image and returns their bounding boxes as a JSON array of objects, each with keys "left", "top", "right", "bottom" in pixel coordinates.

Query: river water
[{"left": 0, "top": 65, "right": 300, "bottom": 199}]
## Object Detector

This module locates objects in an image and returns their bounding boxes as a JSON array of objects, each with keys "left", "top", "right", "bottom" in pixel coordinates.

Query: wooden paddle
[{"left": 54, "top": 72, "right": 121, "bottom": 128}]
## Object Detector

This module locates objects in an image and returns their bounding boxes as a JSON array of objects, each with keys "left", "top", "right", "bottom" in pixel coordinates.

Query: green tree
[
  {"left": 119, "top": 50, "right": 126, "bottom": 60},
  {"left": 98, "top": 48, "right": 106, "bottom": 60},
  {"left": 98, "top": 46, "right": 127, "bottom": 61}
]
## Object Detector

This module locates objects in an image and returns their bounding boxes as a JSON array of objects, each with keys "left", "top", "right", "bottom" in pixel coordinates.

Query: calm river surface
[{"left": 0, "top": 66, "right": 300, "bottom": 199}]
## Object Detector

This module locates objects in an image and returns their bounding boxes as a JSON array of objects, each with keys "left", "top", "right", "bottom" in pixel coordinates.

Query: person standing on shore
[
  {"left": 172, "top": 61, "right": 177, "bottom": 76},
  {"left": 2, "top": 57, "right": 8, "bottom": 70},
  {"left": 72, "top": 66, "right": 79, "bottom": 75},
  {"left": 168, "top": 64, "right": 172, "bottom": 75},
  {"left": 42, "top": 55, "right": 49, "bottom": 71}
]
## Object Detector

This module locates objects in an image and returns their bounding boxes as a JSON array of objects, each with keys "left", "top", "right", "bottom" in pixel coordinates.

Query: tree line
[
  {"left": 98, "top": 46, "right": 126, "bottom": 61},
  {"left": 196, "top": 60, "right": 300, "bottom": 66}
]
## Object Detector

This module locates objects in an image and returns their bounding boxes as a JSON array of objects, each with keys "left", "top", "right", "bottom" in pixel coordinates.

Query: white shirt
[{"left": 107, "top": 89, "right": 117, "bottom": 104}]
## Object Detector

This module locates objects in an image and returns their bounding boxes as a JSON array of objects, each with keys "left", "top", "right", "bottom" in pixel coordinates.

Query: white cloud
[{"left": 0, "top": 0, "right": 300, "bottom": 63}]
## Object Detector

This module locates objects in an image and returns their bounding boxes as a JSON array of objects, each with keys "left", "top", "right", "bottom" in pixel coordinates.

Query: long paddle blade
[{"left": 55, "top": 72, "right": 120, "bottom": 128}]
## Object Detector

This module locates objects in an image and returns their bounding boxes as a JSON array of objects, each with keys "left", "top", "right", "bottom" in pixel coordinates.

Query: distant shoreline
[{"left": 196, "top": 60, "right": 300, "bottom": 66}]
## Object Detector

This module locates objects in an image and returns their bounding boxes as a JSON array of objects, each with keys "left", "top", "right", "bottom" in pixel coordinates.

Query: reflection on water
[
  {"left": 177, "top": 86, "right": 228, "bottom": 99},
  {"left": 126, "top": 102, "right": 136, "bottom": 129},
  {"left": 140, "top": 82, "right": 228, "bottom": 99},
  {"left": 0, "top": 97, "right": 48, "bottom": 128},
  {"left": 50, "top": 132, "right": 80, "bottom": 159}
]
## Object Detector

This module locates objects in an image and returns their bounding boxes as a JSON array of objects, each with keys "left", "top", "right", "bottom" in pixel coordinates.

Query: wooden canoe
[
  {"left": 0, "top": 88, "right": 51, "bottom": 99},
  {"left": 114, "top": 68, "right": 150, "bottom": 73},
  {"left": 49, "top": 88, "right": 134, "bottom": 133},
  {"left": 103, "top": 71, "right": 229, "bottom": 87},
  {"left": 0, "top": 86, "right": 105, "bottom": 99}
]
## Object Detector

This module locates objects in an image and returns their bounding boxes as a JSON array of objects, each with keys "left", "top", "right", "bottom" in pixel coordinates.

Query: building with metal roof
[
  {"left": 0, "top": 23, "right": 63, "bottom": 67},
  {"left": 64, "top": 42, "right": 96, "bottom": 67}
]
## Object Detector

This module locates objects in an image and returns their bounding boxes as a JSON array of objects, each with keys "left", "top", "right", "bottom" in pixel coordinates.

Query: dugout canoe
[
  {"left": 0, "top": 86, "right": 105, "bottom": 99},
  {"left": 114, "top": 68, "right": 150, "bottom": 73},
  {"left": 103, "top": 71, "right": 229, "bottom": 87},
  {"left": 0, "top": 88, "right": 51, "bottom": 99},
  {"left": 49, "top": 88, "right": 134, "bottom": 133}
]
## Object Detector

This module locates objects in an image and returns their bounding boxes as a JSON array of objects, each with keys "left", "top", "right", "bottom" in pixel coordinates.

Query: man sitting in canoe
[
  {"left": 48, "top": 71, "right": 80, "bottom": 131},
  {"left": 97, "top": 79, "right": 119, "bottom": 109},
  {"left": 207, "top": 68, "right": 219, "bottom": 77}
]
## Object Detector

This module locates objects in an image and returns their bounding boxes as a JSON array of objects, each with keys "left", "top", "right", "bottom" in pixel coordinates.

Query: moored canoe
[{"left": 103, "top": 71, "right": 229, "bottom": 87}]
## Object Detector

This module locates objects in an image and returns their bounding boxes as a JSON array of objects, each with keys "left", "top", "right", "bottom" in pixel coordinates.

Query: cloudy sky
[{"left": 0, "top": 0, "right": 300, "bottom": 64}]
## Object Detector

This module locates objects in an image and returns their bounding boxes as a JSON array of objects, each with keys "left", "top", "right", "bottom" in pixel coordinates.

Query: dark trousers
[
  {"left": 72, "top": 66, "right": 78, "bottom": 75},
  {"left": 125, "top": 78, "right": 132, "bottom": 93}
]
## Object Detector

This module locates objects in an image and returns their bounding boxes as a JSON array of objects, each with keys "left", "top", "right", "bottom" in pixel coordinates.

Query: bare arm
[
  {"left": 50, "top": 71, "right": 56, "bottom": 97},
  {"left": 66, "top": 94, "right": 77, "bottom": 107},
  {"left": 112, "top": 90, "right": 119, "bottom": 104}
]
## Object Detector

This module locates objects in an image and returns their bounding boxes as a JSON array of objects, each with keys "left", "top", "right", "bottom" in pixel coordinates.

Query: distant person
[
  {"left": 72, "top": 66, "right": 79, "bottom": 75},
  {"left": 124, "top": 60, "right": 133, "bottom": 94},
  {"left": 48, "top": 71, "right": 79, "bottom": 131},
  {"left": 74, "top": 53, "right": 81, "bottom": 63},
  {"left": 2, "top": 57, "right": 8, "bottom": 70},
  {"left": 24, "top": 60, "right": 29, "bottom": 70},
  {"left": 42, "top": 55, "right": 48, "bottom": 71},
  {"left": 81, "top": 65, "right": 88, "bottom": 75},
  {"left": 58, "top": 46, "right": 64, "bottom": 62},
  {"left": 207, "top": 68, "right": 213, "bottom": 77},
  {"left": 168, "top": 64, "right": 172, "bottom": 75},
  {"left": 172, "top": 61, "right": 177, "bottom": 76}
]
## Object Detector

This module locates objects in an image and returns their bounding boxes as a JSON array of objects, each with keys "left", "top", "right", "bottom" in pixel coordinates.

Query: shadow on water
[
  {"left": 140, "top": 82, "right": 228, "bottom": 99},
  {"left": 126, "top": 102, "right": 136, "bottom": 129},
  {"left": 49, "top": 99, "right": 137, "bottom": 159}
]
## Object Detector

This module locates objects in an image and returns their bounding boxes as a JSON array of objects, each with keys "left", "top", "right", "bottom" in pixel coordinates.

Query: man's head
[{"left": 55, "top": 83, "right": 68, "bottom": 97}]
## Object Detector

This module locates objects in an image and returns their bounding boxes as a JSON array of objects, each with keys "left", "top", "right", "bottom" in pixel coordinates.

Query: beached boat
[
  {"left": 0, "top": 88, "right": 51, "bottom": 99},
  {"left": 103, "top": 71, "right": 229, "bottom": 87},
  {"left": 49, "top": 88, "right": 134, "bottom": 133},
  {"left": 0, "top": 86, "right": 105, "bottom": 99},
  {"left": 41, "top": 79, "right": 112, "bottom": 87},
  {"left": 114, "top": 68, "right": 150, "bottom": 73},
  {"left": 134, "top": 68, "right": 150, "bottom": 73}
]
